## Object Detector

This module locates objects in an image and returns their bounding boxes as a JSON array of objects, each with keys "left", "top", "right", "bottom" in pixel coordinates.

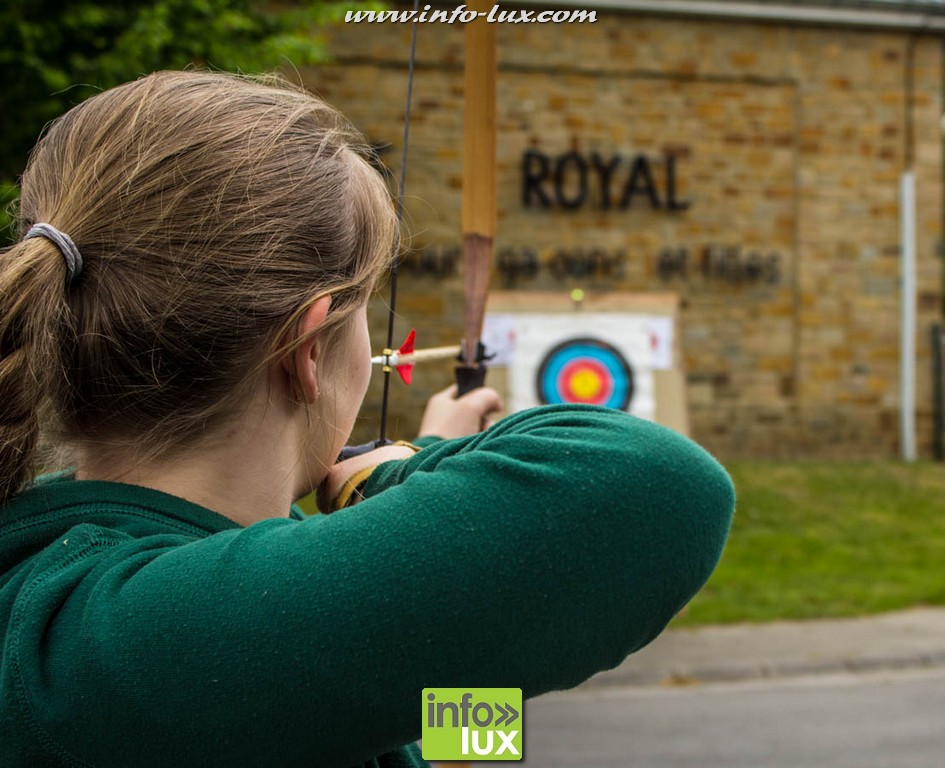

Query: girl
[{"left": 0, "top": 71, "right": 734, "bottom": 767}]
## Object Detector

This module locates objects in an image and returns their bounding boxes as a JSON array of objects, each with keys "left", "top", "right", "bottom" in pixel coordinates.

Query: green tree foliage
[{"left": 0, "top": 0, "right": 379, "bottom": 241}]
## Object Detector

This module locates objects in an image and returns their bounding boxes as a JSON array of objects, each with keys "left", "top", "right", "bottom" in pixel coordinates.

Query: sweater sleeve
[{"left": 38, "top": 405, "right": 733, "bottom": 768}]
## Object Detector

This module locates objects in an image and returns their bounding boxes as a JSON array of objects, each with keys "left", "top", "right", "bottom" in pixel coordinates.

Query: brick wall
[{"left": 306, "top": 10, "right": 943, "bottom": 459}]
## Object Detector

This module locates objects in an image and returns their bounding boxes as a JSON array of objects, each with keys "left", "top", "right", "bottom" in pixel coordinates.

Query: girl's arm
[{"left": 47, "top": 405, "right": 733, "bottom": 767}]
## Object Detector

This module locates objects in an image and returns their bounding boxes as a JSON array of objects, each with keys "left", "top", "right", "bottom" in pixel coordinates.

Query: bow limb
[{"left": 455, "top": 0, "right": 497, "bottom": 397}]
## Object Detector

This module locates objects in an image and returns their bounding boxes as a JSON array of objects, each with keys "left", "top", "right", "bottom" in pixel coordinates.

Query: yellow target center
[{"left": 570, "top": 368, "right": 603, "bottom": 400}]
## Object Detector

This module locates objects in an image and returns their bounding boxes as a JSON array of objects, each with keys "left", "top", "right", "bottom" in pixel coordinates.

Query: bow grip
[
  {"left": 336, "top": 438, "right": 393, "bottom": 462},
  {"left": 455, "top": 364, "right": 487, "bottom": 397}
]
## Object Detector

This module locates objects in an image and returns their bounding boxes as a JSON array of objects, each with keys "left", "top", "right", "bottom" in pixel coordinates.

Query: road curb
[
  {"left": 582, "top": 650, "right": 945, "bottom": 689},
  {"left": 577, "top": 608, "right": 945, "bottom": 689}
]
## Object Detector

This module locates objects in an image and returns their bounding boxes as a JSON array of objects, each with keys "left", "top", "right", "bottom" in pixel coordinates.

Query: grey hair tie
[{"left": 24, "top": 223, "right": 84, "bottom": 284}]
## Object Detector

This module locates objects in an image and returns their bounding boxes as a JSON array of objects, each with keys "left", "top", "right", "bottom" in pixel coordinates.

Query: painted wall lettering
[
  {"left": 657, "top": 246, "right": 781, "bottom": 285},
  {"left": 400, "top": 246, "right": 460, "bottom": 277},
  {"left": 549, "top": 248, "right": 625, "bottom": 279},
  {"left": 495, "top": 247, "right": 626, "bottom": 284},
  {"left": 522, "top": 149, "right": 691, "bottom": 212},
  {"left": 497, "top": 247, "right": 540, "bottom": 281},
  {"left": 406, "top": 244, "right": 780, "bottom": 286}
]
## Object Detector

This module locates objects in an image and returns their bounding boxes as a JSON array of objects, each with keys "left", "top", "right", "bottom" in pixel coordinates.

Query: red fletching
[
  {"left": 399, "top": 329, "right": 416, "bottom": 355},
  {"left": 394, "top": 329, "right": 416, "bottom": 384}
]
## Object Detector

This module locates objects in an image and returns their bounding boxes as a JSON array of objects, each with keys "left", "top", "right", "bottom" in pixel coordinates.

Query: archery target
[
  {"left": 483, "top": 312, "right": 658, "bottom": 420},
  {"left": 536, "top": 338, "right": 633, "bottom": 409}
]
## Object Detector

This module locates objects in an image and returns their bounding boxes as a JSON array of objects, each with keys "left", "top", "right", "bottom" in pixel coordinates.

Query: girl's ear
[{"left": 281, "top": 295, "right": 332, "bottom": 403}]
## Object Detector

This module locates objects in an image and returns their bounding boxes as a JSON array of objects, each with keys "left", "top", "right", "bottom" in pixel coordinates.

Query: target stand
[{"left": 482, "top": 291, "right": 688, "bottom": 436}]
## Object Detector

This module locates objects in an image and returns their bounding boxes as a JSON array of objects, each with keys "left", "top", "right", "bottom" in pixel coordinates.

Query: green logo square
[{"left": 421, "top": 687, "right": 523, "bottom": 761}]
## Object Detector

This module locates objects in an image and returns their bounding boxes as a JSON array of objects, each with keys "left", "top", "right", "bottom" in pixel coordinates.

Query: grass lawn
[{"left": 674, "top": 461, "right": 945, "bottom": 628}]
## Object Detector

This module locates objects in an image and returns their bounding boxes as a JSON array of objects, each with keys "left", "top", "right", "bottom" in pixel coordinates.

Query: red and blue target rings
[{"left": 535, "top": 337, "right": 634, "bottom": 410}]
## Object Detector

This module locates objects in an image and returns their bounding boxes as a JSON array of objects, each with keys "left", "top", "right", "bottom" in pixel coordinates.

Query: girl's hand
[
  {"left": 317, "top": 386, "right": 502, "bottom": 511},
  {"left": 316, "top": 444, "right": 418, "bottom": 512},
  {"left": 418, "top": 384, "right": 503, "bottom": 440}
]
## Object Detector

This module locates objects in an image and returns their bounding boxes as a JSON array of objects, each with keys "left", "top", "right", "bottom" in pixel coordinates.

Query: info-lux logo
[{"left": 421, "top": 688, "right": 523, "bottom": 761}]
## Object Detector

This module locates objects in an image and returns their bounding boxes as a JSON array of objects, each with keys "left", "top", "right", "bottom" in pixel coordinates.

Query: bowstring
[{"left": 379, "top": 0, "right": 420, "bottom": 445}]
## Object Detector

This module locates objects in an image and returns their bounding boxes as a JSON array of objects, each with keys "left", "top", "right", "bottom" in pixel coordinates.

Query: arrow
[
  {"left": 372, "top": 329, "right": 417, "bottom": 384},
  {"left": 370, "top": 333, "right": 461, "bottom": 384}
]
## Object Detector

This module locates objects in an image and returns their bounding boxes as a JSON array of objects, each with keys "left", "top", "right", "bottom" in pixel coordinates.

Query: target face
[{"left": 536, "top": 337, "right": 634, "bottom": 410}]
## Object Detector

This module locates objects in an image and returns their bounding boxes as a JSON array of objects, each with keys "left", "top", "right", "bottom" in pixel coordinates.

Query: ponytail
[{"left": 0, "top": 236, "right": 69, "bottom": 503}]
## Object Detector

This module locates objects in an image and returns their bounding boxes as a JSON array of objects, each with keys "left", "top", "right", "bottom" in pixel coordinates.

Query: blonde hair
[{"left": 0, "top": 71, "right": 397, "bottom": 503}]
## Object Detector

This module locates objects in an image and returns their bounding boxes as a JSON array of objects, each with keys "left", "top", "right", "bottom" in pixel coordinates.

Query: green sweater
[{"left": 0, "top": 405, "right": 734, "bottom": 767}]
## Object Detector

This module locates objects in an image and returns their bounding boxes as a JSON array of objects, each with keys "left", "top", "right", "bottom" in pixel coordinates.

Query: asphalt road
[{"left": 521, "top": 667, "right": 945, "bottom": 767}]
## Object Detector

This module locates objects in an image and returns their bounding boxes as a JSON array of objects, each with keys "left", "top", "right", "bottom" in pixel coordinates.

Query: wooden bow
[{"left": 455, "top": 0, "right": 496, "bottom": 397}]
